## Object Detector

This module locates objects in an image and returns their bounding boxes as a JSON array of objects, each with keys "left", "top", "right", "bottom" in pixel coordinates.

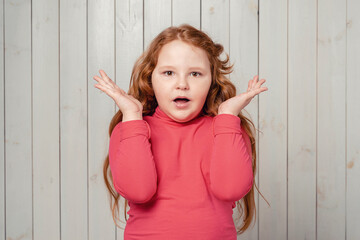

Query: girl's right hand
[{"left": 93, "top": 70, "right": 143, "bottom": 116}]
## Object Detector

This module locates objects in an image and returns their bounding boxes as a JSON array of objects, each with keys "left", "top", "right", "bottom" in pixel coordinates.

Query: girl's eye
[
  {"left": 191, "top": 72, "right": 201, "bottom": 77},
  {"left": 164, "top": 71, "right": 173, "bottom": 76},
  {"left": 163, "top": 71, "right": 201, "bottom": 77}
]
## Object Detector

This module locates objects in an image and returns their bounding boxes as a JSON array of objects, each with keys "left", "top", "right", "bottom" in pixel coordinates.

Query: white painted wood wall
[{"left": 1, "top": 0, "right": 359, "bottom": 239}]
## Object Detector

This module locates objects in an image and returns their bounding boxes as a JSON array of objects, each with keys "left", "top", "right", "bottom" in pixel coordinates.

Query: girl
[{"left": 93, "top": 24, "right": 268, "bottom": 240}]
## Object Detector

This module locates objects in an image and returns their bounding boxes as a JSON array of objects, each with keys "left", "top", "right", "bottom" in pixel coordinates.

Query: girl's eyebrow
[{"left": 158, "top": 65, "right": 207, "bottom": 71}]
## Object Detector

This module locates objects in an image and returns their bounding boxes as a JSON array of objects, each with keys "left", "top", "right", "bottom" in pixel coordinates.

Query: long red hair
[{"left": 103, "top": 23, "right": 269, "bottom": 234}]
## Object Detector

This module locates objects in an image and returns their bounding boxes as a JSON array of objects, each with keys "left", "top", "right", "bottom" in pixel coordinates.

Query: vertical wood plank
[
  {"left": 116, "top": 0, "right": 144, "bottom": 96},
  {"left": 60, "top": 0, "right": 88, "bottom": 239},
  {"left": 317, "top": 0, "right": 346, "bottom": 239},
  {"left": 172, "top": 0, "right": 200, "bottom": 29},
  {"left": 0, "top": 0, "right": 4, "bottom": 238},
  {"left": 4, "top": 0, "right": 32, "bottom": 239},
  {"left": 144, "top": 0, "right": 172, "bottom": 50},
  {"left": 88, "top": 0, "right": 118, "bottom": 239},
  {"left": 229, "top": 0, "right": 259, "bottom": 239},
  {"left": 258, "top": 0, "right": 287, "bottom": 239},
  {"left": 346, "top": 0, "right": 360, "bottom": 238},
  {"left": 33, "top": 0, "right": 60, "bottom": 239},
  {"left": 288, "top": 0, "right": 317, "bottom": 239},
  {"left": 113, "top": 0, "right": 144, "bottom": 239},
  {"left": 201, "top": 0, "right": 230, "bottom": 59}
]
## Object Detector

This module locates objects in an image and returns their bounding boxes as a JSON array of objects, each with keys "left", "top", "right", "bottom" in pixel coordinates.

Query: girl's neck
[{"left": 152, "top": 105, "right": 205, "bottom": 126}]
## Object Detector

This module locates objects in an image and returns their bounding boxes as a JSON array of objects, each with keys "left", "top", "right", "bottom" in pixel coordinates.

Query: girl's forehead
[
  {"left": 160, "top": 40, "right": 203, "bottom": 54},
  {"left": 157, "top": 40, "right": 210, "bottom": 68}
]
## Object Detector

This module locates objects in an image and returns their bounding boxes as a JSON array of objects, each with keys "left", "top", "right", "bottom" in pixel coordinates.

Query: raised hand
[
  {"left": 218, "top": 75, "right": 268, "bottom": 116},
  {"left": 93, "top": 69, "right": 143, "bottom": 121}
]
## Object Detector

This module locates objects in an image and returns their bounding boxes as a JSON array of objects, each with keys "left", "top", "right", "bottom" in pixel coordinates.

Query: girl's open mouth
[{"left": 173, "top": 98, "right": 190, "bottom": 108}]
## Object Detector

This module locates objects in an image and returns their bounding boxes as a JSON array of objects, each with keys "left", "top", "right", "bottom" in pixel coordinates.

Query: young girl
[{"left": 93, "top": 24, "right": 268, "bottom": 240}]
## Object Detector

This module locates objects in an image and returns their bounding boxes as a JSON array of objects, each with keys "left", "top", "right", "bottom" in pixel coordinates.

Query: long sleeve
[
  {"left": 108, "top": 119, "right": 157, "bottom": 204},
  {"left": 209, "top": 114, "right": 253, "bottom": 202}
]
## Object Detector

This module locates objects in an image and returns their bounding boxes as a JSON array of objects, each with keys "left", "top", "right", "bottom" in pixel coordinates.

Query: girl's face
[{"left": 152, "top": 40, "right": 212, "bottom": 123}]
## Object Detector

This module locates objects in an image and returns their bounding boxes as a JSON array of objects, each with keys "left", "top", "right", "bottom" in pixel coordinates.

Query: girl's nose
[{"left": 176, "top": 75, "right": 189, "bottom": 90}]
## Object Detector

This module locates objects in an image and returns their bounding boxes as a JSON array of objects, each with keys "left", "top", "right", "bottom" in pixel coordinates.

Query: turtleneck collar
[{"left": 152, "top": 105, "right": 204, "bottom": 126}]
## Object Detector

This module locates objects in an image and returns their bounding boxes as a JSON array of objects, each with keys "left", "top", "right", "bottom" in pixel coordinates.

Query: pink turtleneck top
[{"left": 108, "top": 106, "right": 253, "bottom": 240}]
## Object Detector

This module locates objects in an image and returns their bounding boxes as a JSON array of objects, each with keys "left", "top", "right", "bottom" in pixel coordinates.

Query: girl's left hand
[{"left": 218, "top": 75, "right": 268, "bottom": 116}]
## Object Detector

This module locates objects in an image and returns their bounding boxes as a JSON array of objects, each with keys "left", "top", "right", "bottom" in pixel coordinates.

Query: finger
[
  {"left": 247, "top": 79, "right": 252, "bottom": 91},
  {"left": 94, "top": 83, "right": 109, "bottom": 91},
  {"left": 251, "top": 75, "right": 258, "bottom": 89},
  {"left": 94, "top": 84, "right": 106, "bottom": 94},
  {"left": 95, "top": 78, "right": 127, "bottom": 98},
  {"left": 253, "top": 87, "right": 268, "bottom": 96},
  {"left": 95, "top": 82, "right": 114, "bottom": 93},
  {"left": 99, "top": 69, "right": 111, "bottom": 82},
  {"left": 93, "top": 74, "right": 113, "bottom": 89},
  {"left": 255, "top": 78, "right": 266, "bottom": 88},
  {"left": 93, "top": 75, "right": 106, "bottom": 84},
  {"left": 247, "top": 76, "right": 255, "bottom": 91},
  {"left": 95, "top": 84, "right": 119, "bottom": 99},
  {"left": 99, "top": 69, "right": 108, "bottom": 79},
  {"left": 99, "top": 70, "right": 115, "bottom": 87}
]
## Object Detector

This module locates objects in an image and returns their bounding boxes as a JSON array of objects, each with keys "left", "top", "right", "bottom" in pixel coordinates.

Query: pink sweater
[{"left": 109, "top": 106, "right": 253, "bottom": 240}]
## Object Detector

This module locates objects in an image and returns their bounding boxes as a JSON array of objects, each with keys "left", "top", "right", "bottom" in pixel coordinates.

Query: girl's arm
[
  {"left": 109, "top": 119, "right": 157, "bottom": 204},
  {"left": 210, "top": 113, "right": 253, "bottom": 202}
]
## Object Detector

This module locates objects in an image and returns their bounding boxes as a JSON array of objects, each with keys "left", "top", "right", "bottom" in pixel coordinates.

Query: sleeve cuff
[
  {"left": 212, "top": 113, "right": 242, "bottom": 137},
  {"left": 115, "top": 120, "right": 151, "bottom": 142}
]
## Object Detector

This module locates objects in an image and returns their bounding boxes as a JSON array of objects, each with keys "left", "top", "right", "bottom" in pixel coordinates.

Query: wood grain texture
[
  {"left": 317, "top": 0, "right": 346, "bottom": 239},
  {"left": 288, "top": 0, "right": 317, "bottom": 239},
  {"left": 229, "top": 0, "right": 259, "bottom": 239},
  {"left": 1, "top": 0, "right": 359, "bottom": 239},
  {"left": 258, "top": 0, "right": 287, "bottom": 239},
  {"left": 60, "top": 0, "right": 87, "bottom": 239},
  {"left": 33, "top": 0, "right": 60, "bottom": 239},
  {"left": 346, "top": 0, "right": 360, "bottom": 239},
  {"left": 0, "top": 0, "right": 4, "bottom": 239},
  {"left": 4, "top": 0, "right": 32, "bottom": 240}
]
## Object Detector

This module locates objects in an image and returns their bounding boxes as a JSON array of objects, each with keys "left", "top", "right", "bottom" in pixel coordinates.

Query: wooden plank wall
[{"left": 1, "top": 0, "right": 359, "bottom": 239}]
